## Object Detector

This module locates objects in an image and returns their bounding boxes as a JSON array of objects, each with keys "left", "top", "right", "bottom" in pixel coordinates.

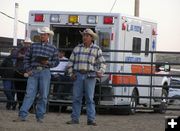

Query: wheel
[
  {"left": 153, "top": 89, "right": 168, "bottom": 114},
  {"left": 128, "top": 89, "right": 138, "bottom": 115}
]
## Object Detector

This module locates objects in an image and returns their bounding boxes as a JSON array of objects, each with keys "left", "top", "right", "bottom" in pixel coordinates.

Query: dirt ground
[{"left": 0, "top": 103, "right": 180, "bottom": 131}]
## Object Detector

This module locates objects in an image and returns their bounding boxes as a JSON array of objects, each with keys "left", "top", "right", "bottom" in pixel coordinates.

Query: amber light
[{"left": 68, "top": 15, "right": 79, "bottom": 24}]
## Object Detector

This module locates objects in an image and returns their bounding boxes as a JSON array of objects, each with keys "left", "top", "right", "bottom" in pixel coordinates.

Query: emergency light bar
[
  {"left": 34, "top": 14, "right": 44, "bottom": 22},
  {"left": 103, "top": 16, "right": 114, "bottom": 24},
  {"left": 50, "top": 14, "right": 60, "bottom": 23},
  {"left": 87, "top": 16, "right": 98, "bottom": 24},
  {"left": 68, "top": 15, "right": 79, "bottom": 24}
]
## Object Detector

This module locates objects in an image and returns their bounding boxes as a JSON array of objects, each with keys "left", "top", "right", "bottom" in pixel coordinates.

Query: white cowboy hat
[
  {"left": 37, "top": 26, "right": 54, "bottom": 36},
  {"left": 24, "top": 37, "right": 32, "bottom": 43},
  {"left": 80, "top": 28, "right": 98, "bottom": 40}
]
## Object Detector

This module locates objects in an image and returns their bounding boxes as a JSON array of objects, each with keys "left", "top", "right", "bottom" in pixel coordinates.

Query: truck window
[
  {"left": 132, "top": 37, "right": 141, "bottom": 53},
  {"left": 145, "top": 38, "right": 149, "bottom": 56}
]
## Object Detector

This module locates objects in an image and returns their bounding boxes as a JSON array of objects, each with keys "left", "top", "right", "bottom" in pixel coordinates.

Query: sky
[{"left": 0, "top": 0, "right": 180, "bottom": 51}]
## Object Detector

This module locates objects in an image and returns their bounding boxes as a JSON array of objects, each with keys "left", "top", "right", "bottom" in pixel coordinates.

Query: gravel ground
[{"left": 0, "top": 103, "right": 180, "bottom": 131}]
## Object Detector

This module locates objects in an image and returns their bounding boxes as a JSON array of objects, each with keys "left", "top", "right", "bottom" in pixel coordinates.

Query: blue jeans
[
  {"left": 19, "top": 69, "right": 51, "bottom": 120},
  {"left": 3, "top": 80, "right": 16, "bottom": 107},
  {"left": 71, "top": 72, "right": 96, "bottom": 122}
]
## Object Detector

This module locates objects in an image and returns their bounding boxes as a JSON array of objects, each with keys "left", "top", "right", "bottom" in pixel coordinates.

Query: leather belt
[
  {"left": 78, "top": 70, "right": 88, "bottom": 74},
  {"left": 78, "top": 70, "right": 94, "bottom": 74},
  {"left": 35, "top": 66, "right": 47, "bottom": 71}
]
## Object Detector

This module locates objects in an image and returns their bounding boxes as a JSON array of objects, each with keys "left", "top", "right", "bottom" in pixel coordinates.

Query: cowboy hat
[
  {"left": 80, "top": 28, "right": 98, "bottom": 40},
  {"left": 37, "top": 26, "right": 54, "bottom": 36},
  {"left": 24, "top": 37, "right": 32, "bottom": 43}
]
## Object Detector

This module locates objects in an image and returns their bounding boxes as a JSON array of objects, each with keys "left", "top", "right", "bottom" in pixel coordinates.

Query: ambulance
[{"left": 27, "top": 10, "right": 170, "bottom": 114}]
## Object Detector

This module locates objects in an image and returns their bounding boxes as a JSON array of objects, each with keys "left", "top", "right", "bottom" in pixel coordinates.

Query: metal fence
[{"left": 0, "top": 46, "right": 180, "bottom": 114}]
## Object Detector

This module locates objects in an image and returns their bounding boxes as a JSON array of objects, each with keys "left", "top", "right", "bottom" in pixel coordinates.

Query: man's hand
[
  {"left": 71, "top": 73, "right": 77, "bottom": 80},
  {"left": 24, "top": 70, "right": 33, "bottom": 77},
  {"left": 96, "top": 71, "right": 103, "bottom": 78},
  {"left": 40, "top": 60, "right": 49, "bottom": 65}
]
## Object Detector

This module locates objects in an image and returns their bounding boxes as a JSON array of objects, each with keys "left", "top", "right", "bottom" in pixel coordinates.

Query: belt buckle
[
  {"left": 37, "top": 66, "right": 43, "bottom": 71},
  {"left": 79, "top": 70, "right": 87, "bottom": 74}
]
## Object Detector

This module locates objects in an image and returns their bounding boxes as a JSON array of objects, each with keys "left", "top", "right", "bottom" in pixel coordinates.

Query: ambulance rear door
[{"left": 95, "top": 26, "right": 114, "bottom": 82}]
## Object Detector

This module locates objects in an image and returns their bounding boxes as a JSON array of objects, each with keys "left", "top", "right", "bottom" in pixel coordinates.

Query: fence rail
[{"left": 0, "top": 46, "right": 180, "bottom": 114}]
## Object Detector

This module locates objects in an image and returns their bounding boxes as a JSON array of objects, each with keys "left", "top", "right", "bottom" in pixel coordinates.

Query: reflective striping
[
  {"left": 132, "top": 64, "right": 155, "bottom": 74},
  {"left": 131, "top": 65, "right": 143, "bottom": 73},
  {"left": 143, "top": 65, "right": 155, "bottom": 74},
  {"left": 112, "top": 75, "right": 137, "bottom": 85},
  {"left": 112, "top": 65, "right": 156, "bottom": 85}
]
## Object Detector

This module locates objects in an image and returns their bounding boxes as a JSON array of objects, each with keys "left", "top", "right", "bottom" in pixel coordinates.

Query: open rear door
[{"left": 95, "top": 27, "right": 113, "bottom": 82}]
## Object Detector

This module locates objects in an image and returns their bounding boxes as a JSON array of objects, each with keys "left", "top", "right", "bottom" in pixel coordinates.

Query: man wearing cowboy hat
[
  {"left": 66, "top": 28, "right": 106, "bottom": 126},
  {"left": 14, "top": 37, "right": 32, "bottom": 110},
  {"left": 23, "top": 37, "right": 32, "bottom": 46},
  {"left": 13, "top": 27, "right": 59, "bottom": 123}
]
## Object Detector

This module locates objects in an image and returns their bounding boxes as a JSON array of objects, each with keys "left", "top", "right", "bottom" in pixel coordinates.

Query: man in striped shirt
[
  {"left": 13, "top": 27, "right": 59, "bottom": 123},
  {"left": 66, "top": 28, "right": 106, "bottom": 126}
]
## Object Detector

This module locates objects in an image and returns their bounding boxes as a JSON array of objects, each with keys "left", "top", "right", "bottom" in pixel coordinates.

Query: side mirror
[{"left": 164, "top": 64, "right": 171, "bottom": 72}]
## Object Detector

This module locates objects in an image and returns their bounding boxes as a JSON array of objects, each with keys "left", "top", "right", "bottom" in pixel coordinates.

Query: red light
[
  {"left": 111, "top": 33, "right": 114, "bottom": 40},
  {"left": 122, "top": 22, "right": 126, "bottom": 30},
  {"left": 34, "top": 14, "right": 44, "bottom": 22},
  {"left": 122, "top": 16, "right": 126, "bottom": 20},
  {"left": 152, "top": 28, "right": 157, "bottom": 35},
  {"left": 104, "top": 16, "right": 114, "bottom": 24}
]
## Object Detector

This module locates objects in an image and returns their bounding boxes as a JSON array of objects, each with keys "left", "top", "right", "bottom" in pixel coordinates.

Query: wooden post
[
  {"left": 134, "top": 0, "right": 140, "bottom": 17},
  {"left": 13, "top": 3, "right": 19, "bottom": 46}
]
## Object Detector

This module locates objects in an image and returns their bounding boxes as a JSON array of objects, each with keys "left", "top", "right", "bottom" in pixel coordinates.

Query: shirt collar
[{"left": 82, "top": 43, "right": 93, "bottom": 48}]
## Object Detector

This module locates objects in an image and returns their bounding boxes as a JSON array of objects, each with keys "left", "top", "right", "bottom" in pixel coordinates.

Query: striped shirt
[
  {"left": 68, "top": 43, "right": 106, "bottom": 75},
  {"left": 24, "top": 42, "right": 59, "bottom": 72}
]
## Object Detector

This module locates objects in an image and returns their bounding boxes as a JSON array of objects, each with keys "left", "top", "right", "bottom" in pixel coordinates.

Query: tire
[
  {"left": 128, "top": 89, "right": 138, "bottom": 115},
  {"left": 153, "top": 89, "right": 168, "bottom": 114}
]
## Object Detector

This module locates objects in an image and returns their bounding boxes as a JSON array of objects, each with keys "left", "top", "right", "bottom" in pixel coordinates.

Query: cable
[
  {"left": 0, "top": 11, "right": 26, "bottom": 25},
  {"left": 110, "top": 0, "right": 118, "bottom": 13}
]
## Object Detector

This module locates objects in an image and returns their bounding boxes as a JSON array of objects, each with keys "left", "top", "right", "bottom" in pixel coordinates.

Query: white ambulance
[{"left": 27, "top": 10, "right": 170, "bottom": 114}]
